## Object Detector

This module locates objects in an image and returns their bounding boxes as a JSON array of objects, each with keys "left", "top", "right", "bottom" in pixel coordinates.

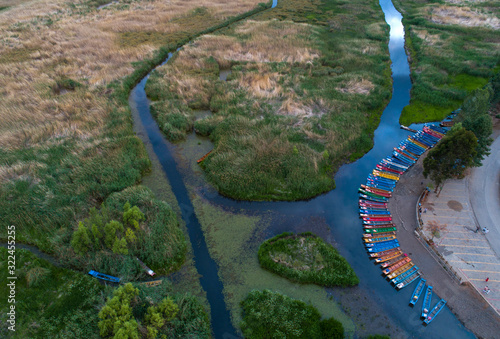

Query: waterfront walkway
[{"left": 420, "top": 134, "right": 500, "bottom": 316}]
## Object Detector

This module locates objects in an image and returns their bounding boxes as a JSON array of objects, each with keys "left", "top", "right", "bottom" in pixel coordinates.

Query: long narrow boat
[
  {"left": 421, "top": 286, "right": 433, "bottom": 318},
  {"left": 363, "top": 220, "right": 393, "bottom": 226},
  {"left": 369, "top": 247, "right": 401, "bottom": 258},
  {"left": 364, "top": 226, "right": 397, "bottom": 234},
  {"left": 386, "top": 262, "right": 414, "bottom": 280},
  {"left": 364, "top": 223, "right": 395, "bottom": 229},
  {"left": 361, "top": 185, "right": 393, "bottom": 196},
  {"left": 409, "top": 278, "right": 426, "bottom": 306},
  {"left": 359, "top": 209, "right": 391, "bottom": 215},
  {"left": 137, "top": 257, "right": 156, "bottom": 277},
  {"left": 196, "top": 150, "right": 212, "bottom": 163},
  {"left": 380, "top": 253, "right": 406, "bottom": 266},
  {"left": 423, "top": 299, "right": 447, "bottom": 325},
  {"left": 362, "top": 216, "right": 393, "bottom": 222},
  {"left": 391, "top": 266, "right": 419, "bottom": 284},
  {"left": 396, "top": 271, "right": 420, "bottom": 290},
  {"left": 359, "top": 188, "right": 390, "bottom": 199},
  {"left": 359, "top": 194, "right": 388, "bottom": 203},
  {"left": 359, "top": 199, "right": 388, "bottom": 207},
  {"left": 375, "top": 250, "right": 403, "bottom": 263},
  {"left": 364, "top": 235, "right": 397, "bottom": 243},
  {"left": 365, "top": 239, "right": 399, "bottom": 248},
  {"left": 88, "top": 270, "right": 121, "bottom": 283},
  {"left": 364, "top": 231, "right": 396, "bottom": 237},
  {"left": 367, "top": 241, "right": 400, "bottom": 253},
  {"left": 382, "top": 257, "right": 412, "bottom": 275}
]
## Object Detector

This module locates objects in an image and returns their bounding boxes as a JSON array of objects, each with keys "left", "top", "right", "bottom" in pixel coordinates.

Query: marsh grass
[
  {"left": 394, "top": 0, "right": 500, "bottom": 124},
  {"left": 147, "top": 0, "right": 393, "bottom": 200},
  {"left": 258, "top": 232, "right": 359, "bottom": 287}
]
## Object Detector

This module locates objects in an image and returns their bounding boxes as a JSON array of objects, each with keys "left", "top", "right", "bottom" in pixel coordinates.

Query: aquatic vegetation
[
  {"left": 393, "top": 0, "right": 500, "bottom": 124},
  {"left": 258, "top": 232, "right": 359, "bottom": 287},
  {"left": 147, "top": 0, "right": 393, "bottom": 200},
  {"left": 240, "top": 289, "right": 344, "bottom": 339}
]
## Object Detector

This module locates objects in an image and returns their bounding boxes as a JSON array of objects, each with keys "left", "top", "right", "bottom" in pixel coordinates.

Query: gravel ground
[{"left": 390, "top": 155, "right": 500, "bottom": 339}]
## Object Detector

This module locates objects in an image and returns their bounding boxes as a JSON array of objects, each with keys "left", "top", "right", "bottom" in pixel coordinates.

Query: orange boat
[{"left": 197, "top": 150, "right": 212, "bottom": 163}]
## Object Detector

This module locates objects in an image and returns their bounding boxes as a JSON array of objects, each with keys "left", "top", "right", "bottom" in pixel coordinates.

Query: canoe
[
  {"left": 359, "top": 209, "right": 391, "bottom": 215},
  {"left": 409, "top": 278, "right": 426, "bottom": 306},
  {"left": 375, "top": 250, "right": 403, "bottom": 263},
  {"left": 380, "top": 253, "right": 406, "bottom": 266},
  {"left": 364, "top": 223, "right": 395, "bottom": 229},
  {"left": 364, "top": 231, "right": 396, "bottom": 238},
  {"left": 359, "top": 199, "right": 388, "bottom": 207},
  {"left": 421, "top": 286, "right": 433, "bottom": 318},
  {"left": 376, "top": 164, "right": 404, "bottom": 175},
  {"left": 359, "top": 188, "right": 390, "bottom": 199},
  {"left": 359, "top": 214, "right": 392, "bottom": 219},
  {"left": 362, "top": 216, "right": 393, "bottom": 222},
  {"left": 363, "top": 220, "right": 394, "bottom": 226},
  {"left": 197, "top": 150, "right": 212, "bottom": 163},
  {"left": 366, "top": 241, "right": 400, "bottom": 253},
  {"left": 423, "top": 299, "right": 447, "bottom": 325},
  {"left": 365, "top": 239, "right": 399, "bottom": 248},
  {"left": 369, "top": 247, "right": 401, "bottom": 258},
  {"left": 372, "top": 170, "right": 400, "bottom": 181},
  {"left": 364, "top": 234, "right": 397, "bottom": 243},
  {"left": 88, "top": 270, "right": 121, "bottom": 283},
  {"left": 391, "top": 266, "right": 419, "bottom": 284},
  {"left": 359, "top": 194, "right": 388, "bottom": 203},
  {"left": 396, "top": 271, "right": 421, "bottom": 290},
  {"left": 394, "top": 148, "right": 417, "bottom": 161},
  {"left": 364, "top": 227, "right": 397, "bottom": 234},
  {"left": 382, "top": 257, "right": 412, "bottom": 275},
  {"left": 136, "top": 257, "right": 155, "bottom": 277},
  {"left": 361, "top": 184, "right": 393, "bottom": 195},
  {"left": 386, "top": 262, "right": 415, "bottom": 280}
]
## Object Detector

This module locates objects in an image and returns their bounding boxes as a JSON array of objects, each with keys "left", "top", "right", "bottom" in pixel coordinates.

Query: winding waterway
[{"left": 129, "top": 0, "right": 475, "bottom": 338}]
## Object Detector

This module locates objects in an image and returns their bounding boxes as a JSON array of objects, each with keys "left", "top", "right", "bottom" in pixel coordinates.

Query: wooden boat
[
  {"left": 382, "top": 257, "right": 412, "bottom": 275},
  {"left": 137, "top": 257, "right": 155, "bottom": 277},
  {"left": 375, "top": 250, "right": 403, "bottom": 263},
  {"left": 359, "top": 188, "right": 390, "bottom": 199},
  {"left": 380, "top": 253, "right": 405, "bottom": 266},
  {"left": 364, "top": 222, "right": 395, "bottom": 228},
  {"left": 141, "top": 280, "right": 162, "bottom": 287},
  {"left": 362, "top": 216, "right": 392, "bottom": 222},
  {"left": 372, "top": 170, "right": 400, "bottom": 181},
  {"left": 409, "top": 278, "right": 426, "bottom": 306},
  {"left": 391, "top": 266, "right": 419, "bottom": 284},
  {"left": 365, "top": 239, "right": 399, "bottom": 248},
  {"left": 359, "top": 194, "right": 388, "bottom": 203},
  {"left": 361, "top": 185, "right": 393, "bottom": 196},
  {"left": 363, "top": 220, "right": 393, "bottom": 226},
  {"left": 88, "top": 270, "right": 121, "bottom": 283},
  {"left": 196, "top": 150, "right": 212, "bottom": 163},
  {"left": 364, "top": 234, "right": 397, "bottom": 243},
  {"left": 423, "top": 299, "right": 446, "bottom": 325},
  {"left": 400, "top": 125, "right": 417, "bottom": 133},
  {"left": 366, "top": 241, "right": 399, "bottom": 253},
  {"left": 396, "top": 271, "right": 420, "bottom": 290},
  {"left": 369, "top": 247, "right": 401, "bottom": 258},
  {"left": 364, "top": 227, "right": 397, "bottom": 234},
  {"left": 421, "top": 286, "right": 433, "bottom": 318},
  {"left": 376, "top": 164, "right": 404, "bottom": 175},
  {"left": 359, "top": 200, "right": 388, "bottom": 208},
  {"left": 363, "top": 231, "right": 396, "bottom": 238},
  {"left": 386, "top": 262, "right": 414, "bottom": 279},
  {"left": 394, "top": 148, "right": 418, "bottom": 161}
]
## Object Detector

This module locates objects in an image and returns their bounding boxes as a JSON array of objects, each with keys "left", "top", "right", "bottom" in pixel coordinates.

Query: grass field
[
  {"left": 393, "top": 0, "right": 500, "bottom": 124},
  {"left": 146, "top": 0, "right": 393, "bottom": 201}
]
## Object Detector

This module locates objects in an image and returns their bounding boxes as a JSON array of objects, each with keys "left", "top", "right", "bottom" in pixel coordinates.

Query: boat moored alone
[
  {"left": 88, "top": 270, "right": 121, "bottom": 283},
  {"left": 409, "top": 278, "right": 426, "bottom": 306},
  {"left": 424, "top": 299, "right": 447, "bottom": 325},
  {"left": 421, "top": 286, "right": 433, "bottom": 318}
]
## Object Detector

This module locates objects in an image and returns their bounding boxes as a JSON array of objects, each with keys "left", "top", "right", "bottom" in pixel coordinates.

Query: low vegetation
[
  {"left": 240, "top": 289, "right": 344, "bottom": 339},
  {"left": 258, "top": 232, "right": 359, "bottom": 287},
  {"left": 65, "top": 186, "right": 187, "bottom": 281},
  {"left": 97, "top": 282, "right": 210, "bottom": 339},
  {"left": 0, "top": 248, "right": 104, "bottom": 338},
  {"left": 393, "top": 0, "right": 500, "bottom": 124},
  {"left": 146, "top": 0, "right": 393, "bottom": 200}
]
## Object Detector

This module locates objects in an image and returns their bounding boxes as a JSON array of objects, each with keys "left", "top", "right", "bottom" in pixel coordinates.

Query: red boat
[
  {"left": 376, "top": 165, "right": 404, "bottom": 175},
  {"left": 361, "top": 184, "right": 393, "bottom": 196},
  {"left": 362, "top": 216, "right": 393, "bottom": 222}
]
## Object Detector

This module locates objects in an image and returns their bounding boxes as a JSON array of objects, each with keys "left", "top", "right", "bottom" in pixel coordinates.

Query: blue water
[{"left": 129, "top": 0, "right": 475, "bottom": 338}]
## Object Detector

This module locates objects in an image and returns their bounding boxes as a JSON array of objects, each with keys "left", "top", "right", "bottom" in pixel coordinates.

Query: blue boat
[
  {"left": 409, "top": 278, "right": 426, "bottom": 306},
  {"left": 423, "top": 299, "right": 447, "bottom": 325},
  {"left": 421, "top": 286, "right": 433, "bottom": 318},
  {"left": 88, "top": 270, "right": 121, "bottom": 283}
]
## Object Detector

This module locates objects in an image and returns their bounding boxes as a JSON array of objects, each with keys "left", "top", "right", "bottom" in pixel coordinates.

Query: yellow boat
[
  {"left": 408, "top": 137, "right": 428, "bottom": 150},
  {"left": 372, "top": 170, "right": 400, "bottom": 181},
  {"left": 387, "top": 262, "right": 415, "bottom": 280}
]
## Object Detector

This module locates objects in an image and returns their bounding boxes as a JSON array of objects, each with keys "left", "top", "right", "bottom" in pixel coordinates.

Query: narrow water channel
[{"left": 129, "top": 0, "right": 475, "bottom": 338}]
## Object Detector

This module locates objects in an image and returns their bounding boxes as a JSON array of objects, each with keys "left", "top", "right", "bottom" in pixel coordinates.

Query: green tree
[
  {"left": 423, "top": 124, "right": 477, "bottom": 191},
  {"left": 123, "top": 203, "right": 145, "bottom": 230},
  {"left": 125, "top": 228, "right": 136, "bottom": 244},
  {"left": 71, "top": 221, "right": 91, "bottom": 255},
  {"left": 98, "top": 283, "right": 139, "bottom": 338},
  {"left": 112, "top": 237, "right": 128, "bottom": 255},
  {"left": 144, "top": 297, "right": 179, "bottom": 336},
  {"left": 104, "top": 220, "right": 124, "bottom": 249},
  {"left": 459, "top": 88, "right": 493, "bottom": 165},
  {"left": 319, "top": 318, "right": 344, "bottom": 339}
]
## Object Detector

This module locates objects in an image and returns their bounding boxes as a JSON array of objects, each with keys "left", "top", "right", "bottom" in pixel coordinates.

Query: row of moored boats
[{"left": 360, "top": 124, "right": 448, "bottom": 324}]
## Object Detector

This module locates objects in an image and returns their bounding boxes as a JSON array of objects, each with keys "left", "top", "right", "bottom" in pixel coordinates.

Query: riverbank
[{"left": 390, "top": 155, "right": 500, "bottom": 338}]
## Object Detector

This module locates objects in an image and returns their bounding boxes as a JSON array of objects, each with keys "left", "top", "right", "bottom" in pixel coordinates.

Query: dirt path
[{"left": 389, "top": 157, "right": 500, "bottom": 339}]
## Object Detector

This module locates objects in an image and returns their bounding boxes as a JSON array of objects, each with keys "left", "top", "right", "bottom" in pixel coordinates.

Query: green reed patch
[{"left": 258, "top": 232, "right": 359, "bottom": 287}]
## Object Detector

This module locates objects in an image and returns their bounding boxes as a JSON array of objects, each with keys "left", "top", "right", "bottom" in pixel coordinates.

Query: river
[{"left": 130, "top": 0, "right": 475, "bottom": 338}]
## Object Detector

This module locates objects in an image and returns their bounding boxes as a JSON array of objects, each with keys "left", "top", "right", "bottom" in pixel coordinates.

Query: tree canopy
[{"left": 423, "top": 124, "right": 477, "bottom": 189}]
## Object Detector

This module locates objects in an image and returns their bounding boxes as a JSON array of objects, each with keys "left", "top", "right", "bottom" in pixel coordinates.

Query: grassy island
[
  {"left": 146, "top": 0, "right": 393, "bottom": 200},
  {"left": 240, "top": 289, "right": 344, "bottom": 339},
  {"left": 258, "top": 232, "right": 359, "bottom": 287},
  {"left": 393, "top": 0, "right": 500, "bottom": 124}
]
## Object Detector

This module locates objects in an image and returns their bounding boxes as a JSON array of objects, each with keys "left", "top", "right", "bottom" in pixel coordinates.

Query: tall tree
[
  {"left": 459, "top": 87, "right": 493, "bottom": 165},
  {"left": 423, "top": 124, "right": 477, "bottom": 191}
]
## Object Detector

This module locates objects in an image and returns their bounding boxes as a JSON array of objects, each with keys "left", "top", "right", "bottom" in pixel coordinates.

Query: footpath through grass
[
  {"left": 393, "top": 0, "right": 500, "bottom": 125},
  {"left": 146, "top": 0, "right": 393, "bottom": 201}
]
